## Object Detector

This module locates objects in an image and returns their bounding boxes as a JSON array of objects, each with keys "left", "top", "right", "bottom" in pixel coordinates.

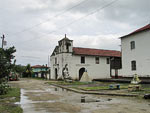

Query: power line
[
  {"left": 21, "top": 56, "right": 41, "bottom": 59},
  {"left": 9, "top": 0, "right": 91, "bottom": 37},
  {"left": 13, "top": 0, "right": 119, "bottom": 65},
  {"left": 14, "top": 0, "right": 119, "bottom": 44}
]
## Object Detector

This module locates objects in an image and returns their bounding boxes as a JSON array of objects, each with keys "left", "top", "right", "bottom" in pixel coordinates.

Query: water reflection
[
  {"left": 15, "top": 87, "right": 113, "bottom": 113},
  {"left": 53, "top": 87, "right": 68, "bottom": 92},
  {"left": 55, "top": 88, "right": 58, "bottom": 91}
]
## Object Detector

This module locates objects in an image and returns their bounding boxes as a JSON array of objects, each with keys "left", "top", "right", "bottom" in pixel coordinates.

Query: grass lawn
[
  {"left": 47, "top": 80, "right": 129, "bottom": 90},
  {"left": 47, "top": 80, "right": 150, "bottom": 97},
  {"left": 76, "top": 84, "right": 129, "bottom": 91},
  {"left": 0, "top": 88, "right": 23, "bottom": 113}
]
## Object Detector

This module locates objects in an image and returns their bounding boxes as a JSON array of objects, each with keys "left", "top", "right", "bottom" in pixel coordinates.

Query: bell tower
[{"left": 58, "top": 34, "right": 73, "bottom": 53}]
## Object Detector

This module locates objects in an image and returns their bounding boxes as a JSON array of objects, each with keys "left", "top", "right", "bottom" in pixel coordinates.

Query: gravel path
[{"left": 9, "top": 78, "right": 150, "bottom": 113}]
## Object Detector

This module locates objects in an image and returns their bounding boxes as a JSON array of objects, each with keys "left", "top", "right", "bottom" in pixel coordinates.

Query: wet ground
[{"left": 9, "top": 78, "right": 150, "bottom": 113}]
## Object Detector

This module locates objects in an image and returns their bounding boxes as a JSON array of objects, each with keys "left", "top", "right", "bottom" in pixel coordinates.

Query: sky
[{"left": 0, "top": 0, "right": 150, "bottom": 66}]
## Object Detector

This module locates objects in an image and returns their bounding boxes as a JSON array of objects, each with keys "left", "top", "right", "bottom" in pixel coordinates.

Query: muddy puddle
[
  {"left": 12, "top": 79, "right": 150, "bottom": 113},
  {"left": 16, "top": 86, "right": 119, "bottom": 113}
]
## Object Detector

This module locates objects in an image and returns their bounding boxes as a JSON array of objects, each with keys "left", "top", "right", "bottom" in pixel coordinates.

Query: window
[
  {"left": 106, "top": 58, "right": 110, "bottom": 64},
  {"left": 130, "top": 41, "right": 135, "bottom": 50},
  {"left": 66, "top": 45, "right": 69, "bottom": 51},
  {"left": 66, "top": 44, "right": 69, "bottom": 52},
  {"left": 66, "top": 42, "right": 71, "bottom": 52},
  {"left": 81, "top": 56, "right": 85, "bottom": 64},
  {"left": 95, "top": 57, "right": 99, "bottom": 64},
  {"left": 131, "top": 60, "right": 136, "bottom": 70},
  {"left": 55, "top": 58, "right": 57, "bottom": 64}
]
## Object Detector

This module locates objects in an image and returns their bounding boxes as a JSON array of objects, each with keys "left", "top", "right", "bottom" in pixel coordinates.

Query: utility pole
[
  {"left": 1, "top": 34, "right": 5, "bottom": 49},
  {"left": 48, "top": 55, "right": 51, "bottom": 80},
  {"left": 48, "top": 55, "right": 49, "bottom": 67}
]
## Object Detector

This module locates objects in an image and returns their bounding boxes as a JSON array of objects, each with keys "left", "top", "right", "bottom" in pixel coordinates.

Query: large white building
[
  {"left": 120, "top": 24, "right": 150, "bottom": 77},
  {"left": 50, "top": 35, "right": 121, "bottom": 80}
]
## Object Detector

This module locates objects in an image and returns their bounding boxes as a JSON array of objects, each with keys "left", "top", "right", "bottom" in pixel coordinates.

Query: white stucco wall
[
  {"left": 50, "top": 53, "right": 73, "bottom": 79},
  {"left": 71, "top": 55, "right": 110, "bottom": 79},
  {"left": 50, "top": 53, "right": 111, "bottom": 80},
  {"left": 121, "top": 30, "right": 150, "bottom": 77}
]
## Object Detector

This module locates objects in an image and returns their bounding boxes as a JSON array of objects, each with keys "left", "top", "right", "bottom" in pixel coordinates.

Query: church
[{"left": 50, "top": 35, "right": 121, "bottom": 80}]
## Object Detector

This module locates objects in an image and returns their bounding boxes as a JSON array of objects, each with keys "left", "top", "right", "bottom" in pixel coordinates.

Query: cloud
[
  {"left": 0, "top": 0, "right": 149, "bottom": 65},
  {"left": 71, "top": 34, "right": 121, "bottom": 50}
]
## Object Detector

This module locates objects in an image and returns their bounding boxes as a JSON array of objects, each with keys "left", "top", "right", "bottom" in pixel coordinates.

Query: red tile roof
[
  {"left": 120, "top": 24, "right": 150, "bottom": 38},
  {"left": 31, "top": 65, "right": 47, "bottom": 68},
  {"left": 73, "top": 47, "right": 121, "bottom": 57}
]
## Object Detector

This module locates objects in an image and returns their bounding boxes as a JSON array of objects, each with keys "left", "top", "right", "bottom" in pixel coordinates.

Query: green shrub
[{"left": 0, "top": 82, "right": 11, "bottom": 95}]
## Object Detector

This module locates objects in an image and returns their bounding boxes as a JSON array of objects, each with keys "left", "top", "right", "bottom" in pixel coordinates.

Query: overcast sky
[{"left": 0, "top": 0, "right": 149, "bottom": 66}]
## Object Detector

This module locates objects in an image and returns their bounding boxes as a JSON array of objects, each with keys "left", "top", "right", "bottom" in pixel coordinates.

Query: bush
[{"left": 0, "top": 81, "right": 11, "bottom": 95}]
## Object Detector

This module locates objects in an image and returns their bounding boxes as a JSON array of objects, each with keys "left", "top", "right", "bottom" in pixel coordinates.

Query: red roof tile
[
  {"left": 31, "top": 65, "right": 47, "bottom": 68},
  {"left": 120, "top": 24, "right": 150, "bottom": 38},
  {"left": 73, "top": 47, "right": 121, "bottom": 57}
]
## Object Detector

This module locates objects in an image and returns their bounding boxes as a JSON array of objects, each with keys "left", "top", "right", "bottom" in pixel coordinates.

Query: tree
[
  {"left": 13, "top": 65, "right": 26, "bottom": 78},
  {"left": 0, "top": 46, "right": 16, "bottom": 81},
  {"left": 13, "top": 65, "right": 25, "bottom": 74},
  {"left": 25, "top": 64, "right": 33, "bottom": 77},
  {"left": 0, "top": 46, "right": 16, "bottom": 94}
]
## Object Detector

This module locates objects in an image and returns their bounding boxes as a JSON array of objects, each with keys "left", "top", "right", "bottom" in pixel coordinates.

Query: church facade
[{"left": 50, "top": 35, "right": 121, "bottom": 80}]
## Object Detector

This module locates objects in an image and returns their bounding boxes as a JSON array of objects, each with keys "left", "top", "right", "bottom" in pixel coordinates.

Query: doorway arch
[
  {"left": 55, "top": 68, "right": 58, "bottom": 80},
  {"left": 79, "top": 68, "right": 85, "bottom": 80}
]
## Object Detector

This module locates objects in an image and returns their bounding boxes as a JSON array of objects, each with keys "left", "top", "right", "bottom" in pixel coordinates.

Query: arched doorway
[
  {"left": 55, "top": 68, "right": 58, "bottom": 80},
  {"left": 79, "top": 68, "right": 85, "bottom": 80}
]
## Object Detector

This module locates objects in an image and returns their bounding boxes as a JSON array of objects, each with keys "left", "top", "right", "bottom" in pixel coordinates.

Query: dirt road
[{"left": 9, "top": 78, "right": 150, "bottom": 113}]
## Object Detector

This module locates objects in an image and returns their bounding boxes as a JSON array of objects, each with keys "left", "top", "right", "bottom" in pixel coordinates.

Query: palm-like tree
[{"left": 26, "top": 64, "right": 32, "bottom": 77}]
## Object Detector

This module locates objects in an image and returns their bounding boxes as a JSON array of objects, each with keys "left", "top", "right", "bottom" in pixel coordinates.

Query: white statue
[
  {"left": 131, "top": 74, "right": 141, "bottom": 84},
  {"left": 62, "top": 64, "right": 70, "bottom": 79}
]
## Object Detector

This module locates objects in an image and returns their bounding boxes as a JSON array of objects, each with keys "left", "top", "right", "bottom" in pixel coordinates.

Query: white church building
[
  {"left": 120, "top": 24, "right": 150, "bottom": 77},
  {"left": 50, "top": 35, "right": 121, "bottom": 80}
]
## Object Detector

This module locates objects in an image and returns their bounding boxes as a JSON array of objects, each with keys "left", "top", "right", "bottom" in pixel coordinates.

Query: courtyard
[{"left": 8, "top": 78, "right": 150, "bottom": 113}]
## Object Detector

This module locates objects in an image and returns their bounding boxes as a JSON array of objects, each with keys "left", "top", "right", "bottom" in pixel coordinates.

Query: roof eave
[
  {"left": 120, "top": 25, "right": 150, "bottom": 39},
  {"left": 73, "top": 53, "right": 121, "bottom": 57}
]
